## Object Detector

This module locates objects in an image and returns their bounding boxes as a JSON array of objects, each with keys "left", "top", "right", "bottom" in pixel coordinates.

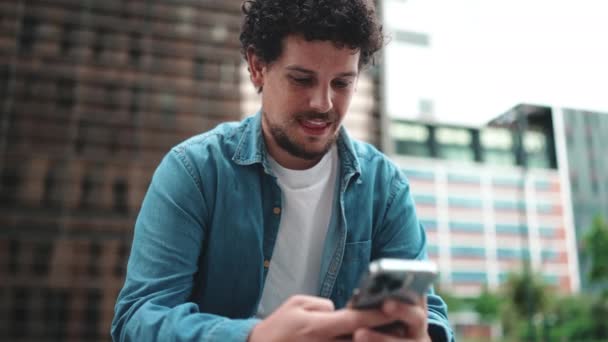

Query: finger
[
  {"left": 288, "top": 295, "right": 335, "bottom": 312},
  {"left": 353, "top": 328, "right": 415, "bottom": 342},
  {"left": 382, "top": 300, "right": 427, "bottom": 338},
  {"left": 419, "top": 294, "right": 428, "bottom": 308},
  {"left": 312, "top": 308, "right": 394, "bottom": 336}
]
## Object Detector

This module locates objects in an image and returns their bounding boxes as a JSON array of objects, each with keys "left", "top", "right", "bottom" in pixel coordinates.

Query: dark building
[
  {"left": 0, "top": 1, "right": 383, "bottom": 341},
  {"left": 0, "top": 1, "right": 245, "bottom": 340}
]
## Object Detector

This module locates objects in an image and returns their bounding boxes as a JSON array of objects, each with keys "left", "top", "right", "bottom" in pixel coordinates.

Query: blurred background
[{"left": 0, "top": 0, "right": 606, "bottom": 341}]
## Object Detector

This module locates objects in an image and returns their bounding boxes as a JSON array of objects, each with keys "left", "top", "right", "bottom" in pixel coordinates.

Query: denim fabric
[{"left": 111, "top": 112, "right": 454, "bottom": 341}]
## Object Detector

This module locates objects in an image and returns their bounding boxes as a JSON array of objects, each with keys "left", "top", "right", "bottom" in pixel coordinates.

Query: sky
[{"left": 383, "top": 0, "right": 608, "bottom": 126}]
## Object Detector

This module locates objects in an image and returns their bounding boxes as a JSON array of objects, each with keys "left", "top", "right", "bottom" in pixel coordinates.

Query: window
[
  {"left": 494, "top": 201, "right": 526, "bottom": 212},
  {"left": 128, "top": 32, "right": 142, "bottom": 65},
  {"left": 448, "top": 197, "right": 482, "bottom": 208},
  {"left": 42, "top": 289, "right": 69, "bottom": 339},
  {"left": 497, "top": 248, "right": 530, "bottom": 260},
  {"left": 449, "top": 221, "right": 484, "bottom": 233},
  {"left": 19, "top": 15, "right": 39, "bottom": 53},
  {"left": 60, "top": 23, "right": 76, "bottom": 56},
  {"left": 447, "top": 173, "right": 479, "bottom": 184},
  {"left": 451, "top": 246, "right": 486, "bottom": 258},
  {"left": 541, "top": 250, "right": 559, "bottom": 262},
  {"left": 414, "top": 195, "right": 436, "bottom": 205},
  {"left": 0, "top": 166, "right": 21, "bottom": 207},
  {"left": 92, "top": 28, "right": 107, "bottom": 61},
  {"left": 56, "top": 77, "right": 75, "bottom": 109},
  {"left": 160, "top": 92, "right": 176, "bottom": 122},
  {"left": 31, "top": 241, "right": 52, "bottom": 276},
  {"left": 451, "top": 272, "right": 487, "bottom": 283},
  {"left": 592, "top": 179, "right": 600, "bottom": 196},
  {"left": 495, "top": 224, "right": 528, "bottom": 235},
  {"left": 113, "top": 178, "right": 128, "bottom": 214},
  {"left": 539, "top": 227, "right": 556, "bottom": 238},
  {"left": 0, "top": 64, "right": 8, "bottom": 100},
  {"left": 8, "top": 239, "right": 19, "bottom": 275},
  {"left": 524, "top": 130, "right": 549, "bottom": 168},
  {"left": 104, "top": 83, "right": 118, "bottom": 109},
  {"left": 129, "top": 85, "right": 142, "bottom": 116},
  {"left": 88, "top": 242, "right": 101, "bottom": 276},
  {"left": 193, "top": 57, "right": 205, "bottom": 80},
  {"left": 493, "top": 177, "right": 524, "bottom": 189},
  {"left": 220, "top": 63, "right": 237, "bottom": 84},
  {"left": 74, "top": 119, "right": 87, "bottom": 154},
  {"left": 10, "top": 288, "right": 29, "bottom": 338},
  {"left": 481, "top": 128, "right": 515, "bottom": 165},
  {"left": 436, "top": 127, "right": 474, "bottom": 161},
  {"left": 391, "top": 122, "right": 431, "bottom": 157},
  {"left": 176, "top": 6, "right": 195, "bottom": 36},
  {"left": 84, "top": 290, "right": 101, "bottom": 338},
  {"left": 402, "top": 169, "right": 434, "bottom": 180},
  {"left": 114, "top": 243, "right": 129, "bottom": 277},
  {"left": 420, "top": 219, "right": 437, "bottom": 230},
  {"left": 79, "top": 172, "right": 95, "bottom": 208},
  {"left": 42, "top": 164, "right": 61, "bottom": 208}
]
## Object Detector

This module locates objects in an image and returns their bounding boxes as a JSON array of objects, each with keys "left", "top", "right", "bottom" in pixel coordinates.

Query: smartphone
[{"left": 350, "top": 258, "right": 438, "bottom": 309}]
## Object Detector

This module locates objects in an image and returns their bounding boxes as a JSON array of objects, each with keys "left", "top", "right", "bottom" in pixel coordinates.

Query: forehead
[{"left": 274, "top": 35, "right": 360, "bottom": 75}]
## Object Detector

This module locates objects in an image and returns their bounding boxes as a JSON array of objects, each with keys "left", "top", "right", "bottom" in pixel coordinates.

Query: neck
[{"left": 263, "top": 133, "right": 323, "bottom": 170}]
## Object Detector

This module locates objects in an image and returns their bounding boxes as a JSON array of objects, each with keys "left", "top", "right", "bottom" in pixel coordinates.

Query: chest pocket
[{"left": 333, "top": 240, "right": 371, "bottom": 308}]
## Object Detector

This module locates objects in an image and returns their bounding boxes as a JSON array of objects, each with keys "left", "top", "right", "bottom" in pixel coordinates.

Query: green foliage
[
  {"left": 583, "top": 215, "right": 608, "bottom": 284},
  {"left": 448, "top": 217, "right": 608, "bottom": 341},
  {"left": 501, "top": 269, "right": 551, "bottom": 319},
  {"left": 547, "top": 294, "right": 608, "bottom": 341},
  {"left": 435, "top": 286, "right": 469, "bottom": 313},
  {"left": 497, "top": 270, "right": 552, "bottom": 341},
  {"left": 473, "top": 286, "right": 502, "bottom": 322},
  {"left": 548, "top": 295, "right": 594, "bottom": 340}
]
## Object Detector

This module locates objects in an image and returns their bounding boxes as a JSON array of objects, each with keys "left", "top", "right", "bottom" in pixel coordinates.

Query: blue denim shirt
[{"left": 111, "top": 113, "right": 453, "bottom": 341}]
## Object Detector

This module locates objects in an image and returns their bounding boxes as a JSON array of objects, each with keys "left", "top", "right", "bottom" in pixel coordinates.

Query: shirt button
[
  {"left": 273, "top": 207, "right": 281, "bottom": 215},
  {"left": 264, "top": 260, "right": 270, "bottom": 268}
]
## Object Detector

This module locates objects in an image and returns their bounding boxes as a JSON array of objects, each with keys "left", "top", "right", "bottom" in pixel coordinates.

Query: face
[{"left": 247, "top": 35, "right": 360, "bottom": 169}]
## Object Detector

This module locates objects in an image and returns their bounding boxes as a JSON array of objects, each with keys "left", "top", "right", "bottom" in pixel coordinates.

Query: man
[{"left": 112, "top": 0, "right": 453, "bottom": 341}]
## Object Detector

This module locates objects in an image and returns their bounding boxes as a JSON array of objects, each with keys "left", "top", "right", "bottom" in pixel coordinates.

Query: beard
[{"left": 264, "top": 110, "right": 339, "bottom": 161}]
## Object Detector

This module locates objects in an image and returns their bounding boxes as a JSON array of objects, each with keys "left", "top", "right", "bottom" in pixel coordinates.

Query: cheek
[{"left": 333, "top": 98, "right": 351, "bottom": 118}]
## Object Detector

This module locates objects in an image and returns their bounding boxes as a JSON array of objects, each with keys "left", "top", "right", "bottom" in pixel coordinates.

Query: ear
[{"left": 246, "top": 46, "right": 266, "bottom": 91}]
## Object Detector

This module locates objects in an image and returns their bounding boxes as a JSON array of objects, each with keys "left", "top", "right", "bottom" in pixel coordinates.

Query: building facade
[
  {"left": 560, "top": 108, "right": 608, "bottom": 242},
  {"left": 0, "top": 1, "right": 246, "bottom": 340},
  {"left": 388, "top": 108, "right": 580, "bottom": 297},
  {"left": 489, "top": 104, "right": 608, "bottom": 291},
  {"left": 548, "top": 107, "right": 608, "bottom": 290}
]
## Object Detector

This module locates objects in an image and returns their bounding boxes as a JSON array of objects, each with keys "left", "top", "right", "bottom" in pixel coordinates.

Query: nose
[{"left": 309, "top": 85, "right": 333, "bottom": 113}]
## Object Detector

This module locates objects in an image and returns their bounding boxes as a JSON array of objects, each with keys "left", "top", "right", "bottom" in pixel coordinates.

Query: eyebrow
[{"left": 285, "top": 65, "right": 358, "bottom": 78}]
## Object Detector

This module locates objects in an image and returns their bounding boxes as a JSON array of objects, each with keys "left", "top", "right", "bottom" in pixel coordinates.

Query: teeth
[{"left": 305, "top": 119, "right": 327, "bottom": 127}]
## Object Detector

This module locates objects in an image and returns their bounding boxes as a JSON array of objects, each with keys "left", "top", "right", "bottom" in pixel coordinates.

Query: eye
[
  {"left": 332, "top": 79, "right": 352, "bottom": 89},
  {"left": 289, "top": 76, "right": 313, "bottom": 86}
]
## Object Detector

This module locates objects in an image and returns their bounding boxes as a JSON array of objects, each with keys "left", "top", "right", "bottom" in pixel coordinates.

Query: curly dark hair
[{"left": 240, "top": 0, "right": 384, "bottom": 69}]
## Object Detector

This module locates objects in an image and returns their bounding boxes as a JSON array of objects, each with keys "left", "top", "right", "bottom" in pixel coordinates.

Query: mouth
[{"left": 298, "top": 118, "right": 332, "bottom": 136}]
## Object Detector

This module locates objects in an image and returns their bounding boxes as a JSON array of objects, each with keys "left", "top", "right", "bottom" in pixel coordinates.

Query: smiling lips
[{"left": 299, "top": 119, "right": 332, "bottom": 135}]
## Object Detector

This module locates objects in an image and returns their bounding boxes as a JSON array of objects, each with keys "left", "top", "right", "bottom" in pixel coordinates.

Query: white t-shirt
[{"left": 256, "top": 145, "right": 338, "bottom": 318}]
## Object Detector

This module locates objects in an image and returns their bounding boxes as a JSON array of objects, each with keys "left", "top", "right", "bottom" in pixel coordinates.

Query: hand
[
  {"left": 248, "top": 295, "right": 397, "bottom": 342},
  {"left": 352, "top": 295, "right": 431, "bottom": 342}
]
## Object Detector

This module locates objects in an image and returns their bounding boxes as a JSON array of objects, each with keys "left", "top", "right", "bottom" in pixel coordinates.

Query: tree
[
  {"left": 499, "top": 270, "right": 553, "bottom": 341},
  {"left": 582, "top": 215, "right": 608, "bottom": 287},
  {"left": 473, "top": 286, "right": 502, "bottom": 322},
  {"left": 502, "top": 270, "right": 551, "bottom": 319}
]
